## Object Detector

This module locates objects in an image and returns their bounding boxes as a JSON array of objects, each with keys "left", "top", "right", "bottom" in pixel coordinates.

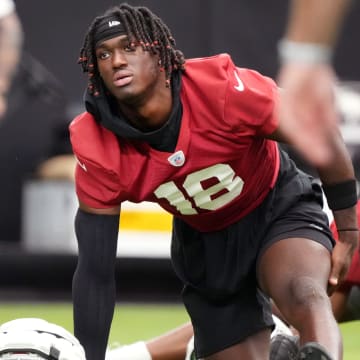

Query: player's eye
[{"left": 97, "top": 51, "right": 110, "bottom": 60}]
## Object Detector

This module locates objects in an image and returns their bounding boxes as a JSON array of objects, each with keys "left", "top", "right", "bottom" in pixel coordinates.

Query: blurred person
[
  {"left": 0, "top": 0, "right": 23, "bottom": 120},
  {"left": 277, "top": 0, "right": 352, "bottom": 167},
  {"left": 0, "top": 47, "right": 72, "bottom": 244},
  {"left": 70, "top": 3, "right": 357, "bottom": 360},
  {"left": 0, "top": 1, "right": 70, "bottom": 248}
]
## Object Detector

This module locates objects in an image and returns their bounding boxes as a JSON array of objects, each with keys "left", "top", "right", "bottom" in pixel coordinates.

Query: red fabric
[
  {"left": 330, "top": 201, "right": 360, "bottom": 285},
  {"left": 70, "top": 53, "right": 280, "bottom": 232}
]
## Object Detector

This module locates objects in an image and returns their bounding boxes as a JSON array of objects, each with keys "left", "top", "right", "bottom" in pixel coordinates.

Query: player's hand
[
  {"left": 328, "top": 231, "right": 359, "bottom": 294},
  {"left": 277, "top": 62, "right": 339, "bottom": 167}
]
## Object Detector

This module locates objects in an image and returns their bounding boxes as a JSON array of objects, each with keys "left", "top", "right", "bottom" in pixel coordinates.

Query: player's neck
[{"left": 117, "top": 87, "right": 173, "bottom": 132}]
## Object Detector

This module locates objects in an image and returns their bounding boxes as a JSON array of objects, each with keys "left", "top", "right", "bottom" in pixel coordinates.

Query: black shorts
[{"left": 170, "top": 148, "right": 335, "bottom": 358}]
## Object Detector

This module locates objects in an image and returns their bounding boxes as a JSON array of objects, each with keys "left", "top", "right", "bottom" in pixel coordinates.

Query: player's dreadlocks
[{"left": 78, "top": 3, "right": 186, "bottom": 96}]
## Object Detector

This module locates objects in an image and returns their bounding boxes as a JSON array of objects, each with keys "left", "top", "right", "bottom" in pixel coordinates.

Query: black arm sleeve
[{"left": 72, "top": 208, "right": 120, "bottom": 360}]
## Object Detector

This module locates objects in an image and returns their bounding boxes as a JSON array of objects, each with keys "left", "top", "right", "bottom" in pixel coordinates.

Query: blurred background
[{"left": 1, "top": 0, "right": 360, "bottom": 310}]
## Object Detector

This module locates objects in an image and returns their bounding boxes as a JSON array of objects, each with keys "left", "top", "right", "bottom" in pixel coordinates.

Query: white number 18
[{"left": 154, "top": 163, "right": 244, "bottom": 215}]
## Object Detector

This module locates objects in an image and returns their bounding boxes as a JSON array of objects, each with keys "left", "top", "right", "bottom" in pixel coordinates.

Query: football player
[{"left": 70, "top": 3, "right": 357, "bottom": 360}]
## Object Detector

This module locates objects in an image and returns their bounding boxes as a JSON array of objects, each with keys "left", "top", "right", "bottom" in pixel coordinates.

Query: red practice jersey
[
  {"left": 330, "top": 201, "right": 360, "bottom": 285},
  {"left": 70, "top": 54, "right": 280, "bottom": 232}
]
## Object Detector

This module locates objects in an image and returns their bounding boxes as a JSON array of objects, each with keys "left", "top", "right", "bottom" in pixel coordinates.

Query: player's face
[{"left": 95, "top": 35, "right": 163, "bottom": 104}]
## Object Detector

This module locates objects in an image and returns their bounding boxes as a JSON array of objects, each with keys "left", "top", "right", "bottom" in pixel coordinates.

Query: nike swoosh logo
[
  {"left": 234, "top": 70, "right": 245, "bottom": 92},
  {"left": 75, "top": 155, "right": 87, "bottom": 172}
]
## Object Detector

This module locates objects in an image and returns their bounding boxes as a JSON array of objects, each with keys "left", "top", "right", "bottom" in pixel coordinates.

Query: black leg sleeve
[{"left": 72, "top": 208, "right": 119, "bottom": 360}]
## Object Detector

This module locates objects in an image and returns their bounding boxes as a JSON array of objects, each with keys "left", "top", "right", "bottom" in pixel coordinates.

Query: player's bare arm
[
  {"left": 276, "top": 0, "right": 352, "bottom": 167},
  {"left": 285, "top": 0, "right": 351, "bottom": 46}
]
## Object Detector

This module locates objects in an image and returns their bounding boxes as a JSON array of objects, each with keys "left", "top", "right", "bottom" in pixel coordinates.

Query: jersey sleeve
[
  {"left": 69, "top": 113, "right": 122, "bottom": 208},
  {"left": 223, "top": 56, "right": 279, "bottom": 136}
]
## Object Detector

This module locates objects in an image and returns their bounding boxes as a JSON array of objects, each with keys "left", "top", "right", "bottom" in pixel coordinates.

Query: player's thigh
[{"left": 257, "top": 237, "right": 331, "bottom": 302}]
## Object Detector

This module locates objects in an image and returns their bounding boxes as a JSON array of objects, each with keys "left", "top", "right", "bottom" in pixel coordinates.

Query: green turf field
[
  {"left": 0, "top": 302, "right": 190, "bottom": 345},
  {"left": 0, "top": 302, "right": 358, "bottom": 358}
]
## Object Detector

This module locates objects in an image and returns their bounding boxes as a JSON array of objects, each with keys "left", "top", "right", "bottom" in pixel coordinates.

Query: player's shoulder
[
  {"left": 69, "top": 111, "right": 119, "bottom": 164},
  {"left": 70, "top": 112, "right": 116, "bottom": 145},
  {"left": 182, "top": 54, "right": 236, "bottom": 101},
  {"left": 185, "top": 53, "right": 233, "bottom": 66},
  {"left": 184, "top": 53, "right": 235, "bottom": 77},
  {"left": 184, "top": 53, "right": 275, "bottom": 89},
  {"left": 69, "top": 111, "right": 98, "bottom": 133}
]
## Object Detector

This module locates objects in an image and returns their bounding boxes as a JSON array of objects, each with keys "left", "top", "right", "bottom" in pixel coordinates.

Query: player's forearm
[
  {"left": 0, "top": 12, "right": 23, "bottom": 95},
  {"left": 73, "top": 209, "right": 120, "bottom": 360},
  {"left": 316, "top": 130, "right": 358, "bottom": 233},
  {"left": 284, "top": 0, "right": 351, "bottom": 46},
  {"left": 316, "top": 128, "right": 355, "bottom": 185},
  {"left": 331, "top": 206, "right": 358, "bottom": 240}
]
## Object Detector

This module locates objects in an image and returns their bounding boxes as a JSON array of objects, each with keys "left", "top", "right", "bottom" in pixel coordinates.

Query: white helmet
[{"left": 0, "top": 318, "right": 86, "bottom": 360}]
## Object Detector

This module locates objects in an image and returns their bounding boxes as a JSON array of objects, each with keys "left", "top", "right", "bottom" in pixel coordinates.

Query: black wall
[{"left": 15, "top": 0, "right": 360, "bottom": 106}]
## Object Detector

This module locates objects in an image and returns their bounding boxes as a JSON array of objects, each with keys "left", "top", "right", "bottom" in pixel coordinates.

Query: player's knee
[{"left": 288, "top": 276, "right": 329, "bottom": 310}]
